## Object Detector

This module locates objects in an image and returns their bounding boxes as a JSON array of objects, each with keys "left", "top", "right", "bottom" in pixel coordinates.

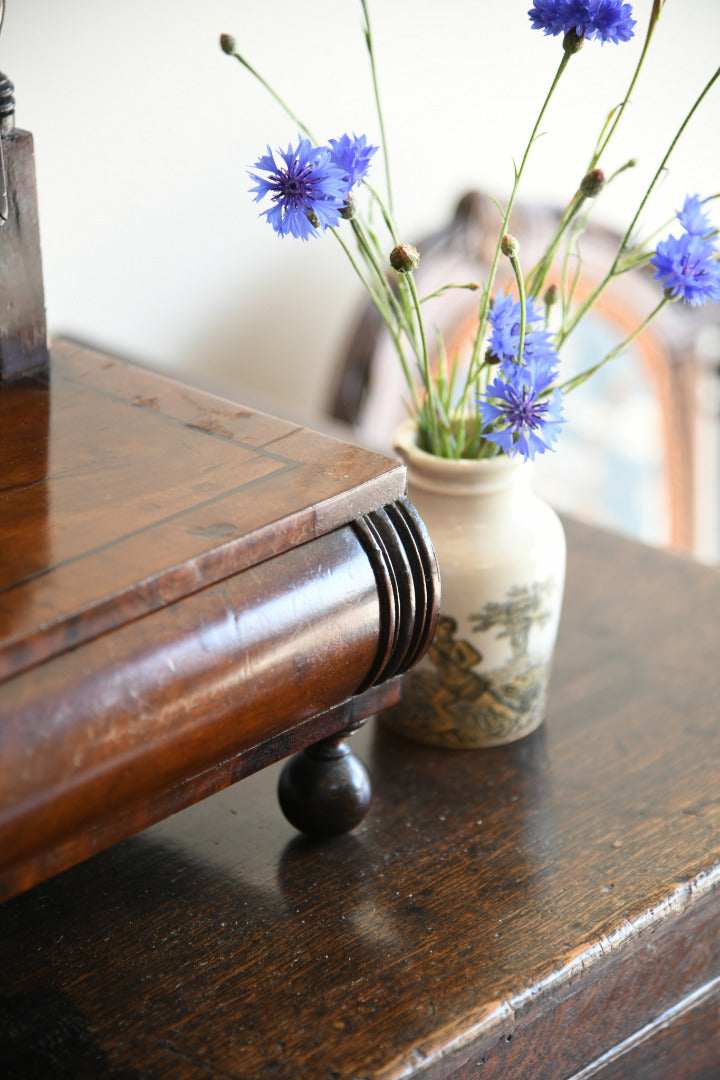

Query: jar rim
[{"left": 393, "top": 419, "right": 529, "bottom": 481}]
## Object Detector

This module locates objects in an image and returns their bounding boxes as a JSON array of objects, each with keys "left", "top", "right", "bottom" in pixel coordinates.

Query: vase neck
[
  {"left": 393, "top": 423, "right": 533, "bottom": 497},
  {"left": 404, "top": 456, "right": 533, "bottom": 498}
]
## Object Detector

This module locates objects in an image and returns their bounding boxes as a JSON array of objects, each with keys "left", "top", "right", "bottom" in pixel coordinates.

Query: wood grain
[
  {"left": 0, "top": 343, "right": 439, "bottom": 901},
  {"left": 0, "top": 518, "right": 717, "bottom": 1078},
  {"left": 0, "top": 340, "right": 406, "bottom": 679}
]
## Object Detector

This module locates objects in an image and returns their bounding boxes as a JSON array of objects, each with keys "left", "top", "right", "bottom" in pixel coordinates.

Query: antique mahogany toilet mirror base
[{"left": 0, "top": 1, "right": 440, "bottom": 902}]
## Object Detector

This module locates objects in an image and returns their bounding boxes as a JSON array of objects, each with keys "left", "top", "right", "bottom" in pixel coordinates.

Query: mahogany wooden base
[{"left": 0, "top": 342, "right": 439, "bottom": 902}]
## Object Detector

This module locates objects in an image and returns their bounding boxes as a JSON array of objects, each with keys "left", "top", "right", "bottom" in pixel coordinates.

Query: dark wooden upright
[
  {"left": 0, "top": 71, "right": 50, "bottom": 379},
  {"left": 1, "top": 516, "right": 718, "bottom": 1079},
  {"left": 0, "top": 340, "right": 439, "bottom": 902}
]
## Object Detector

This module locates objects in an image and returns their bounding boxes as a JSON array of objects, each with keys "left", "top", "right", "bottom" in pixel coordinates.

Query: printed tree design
[{"left": 469, "top": 580, "right": 554, "bottom": 661}]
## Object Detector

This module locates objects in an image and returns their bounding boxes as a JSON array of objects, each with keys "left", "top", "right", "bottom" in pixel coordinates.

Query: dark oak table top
[{"left": 1, "top": 519, "right": 719, "bottom": 1078}]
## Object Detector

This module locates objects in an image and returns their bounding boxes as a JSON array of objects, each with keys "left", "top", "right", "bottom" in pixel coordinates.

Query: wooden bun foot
[{"left": 277, "top": 731, "right": 371, "bottom": 838}]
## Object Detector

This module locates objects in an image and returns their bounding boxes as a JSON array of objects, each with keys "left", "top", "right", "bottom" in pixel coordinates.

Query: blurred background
[{"left": 2, "top": 1, "right": 719, "bottom": 557}]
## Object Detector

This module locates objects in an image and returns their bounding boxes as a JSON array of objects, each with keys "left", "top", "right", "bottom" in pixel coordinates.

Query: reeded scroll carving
[
  {"left": 352, "top": 497, "right": 440, "bottom": 691},
  {"left": 278, "top": 498, "right": 440, "bottom": 838}
]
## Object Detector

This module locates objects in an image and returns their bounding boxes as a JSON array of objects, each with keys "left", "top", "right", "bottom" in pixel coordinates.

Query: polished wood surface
[
  {"left": 1, "top": 518, "right": 718, "bottom": 1079},
  {"left": 0, "top": 342, "right": 439, "bottom": 901},
  {"left": 0, "top": 341, "right": 406, "bottom": 679}
]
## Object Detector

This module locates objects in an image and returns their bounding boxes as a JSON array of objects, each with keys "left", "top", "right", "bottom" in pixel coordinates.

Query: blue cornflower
[
  {"left": 651, "top": 232, "right": 720, "bottom": 308},
  {"left": 651, "top": 195, "right": 720, "bottom": 307},
  {"left": 528, "top": 0, "right": 636, "bottom": 44},
  {"left": 677, "top": 193, "right": 714, "bottom": 238},
  {"left": 487, "top": 290, "right": 560, "bottom": 370},
  {"left": 487, "top": 289, "right": 522, "bottom": 363},
  {"left": 478, "top": 362, "right": 565, "bottom": 461},
  {"left": 249, "top": 136, "right": 349, "bottom": 240},
  {"left": 528, "top": 0, "right": 571, "bottom": 36},
  {"left": 327, "top": 133, "right": 378, "bottom": 190},
  {"left": 583, "top": 0, "right": 637, "bottom": 43}
]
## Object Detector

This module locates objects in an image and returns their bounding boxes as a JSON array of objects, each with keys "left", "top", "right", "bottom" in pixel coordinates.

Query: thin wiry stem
[
  {"left": 222, "top": 44, "right": 316, "bottom": 142},
  {"left": 360, "top": 0, "right": 394, "bottom": 213},
  {"left": 332, "top": 225, "right": 422, "bottom": 413},
  {"left": 588, "top": 0, "right": 665, "bottom": 170},
  {"left": 506, "top": 248, "right": 528, "bottom": 366},
  {"left": 464, "top": 46, "right": 574, "bottom": 396},
  {"left": 527, "top": 4, "right": 665, "bottom": 302},
  {"left": 561, "top": 297, "right": 668, "bottom": 393},
  {"left": 558, "top": 63, "right": 720, "bottom": 347},
  {"left": 404, "top": 271, "right": 438, "bottom": 446}
]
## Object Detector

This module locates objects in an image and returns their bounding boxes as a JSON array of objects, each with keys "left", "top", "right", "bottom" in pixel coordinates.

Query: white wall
[{"left": 2, "top": 1, "right": 719, "bottom": 417}]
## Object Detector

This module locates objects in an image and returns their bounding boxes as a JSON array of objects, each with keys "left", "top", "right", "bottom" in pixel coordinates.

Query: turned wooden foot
[{"left": 277, "top": 727, "right": 371, "bottom": 838}]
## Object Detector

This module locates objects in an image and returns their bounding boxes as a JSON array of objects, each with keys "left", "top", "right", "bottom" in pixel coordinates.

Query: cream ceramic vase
[{"left": 384, "top": 420, "right": 566, "bottom": 748}]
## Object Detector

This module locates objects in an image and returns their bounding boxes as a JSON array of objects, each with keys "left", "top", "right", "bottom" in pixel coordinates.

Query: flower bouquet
[
  {"left": 220, "top": 1, "right": 719, "bottom": 748},
  {"left": 220, "top": 0, "right": 720, "bottom": 465}
]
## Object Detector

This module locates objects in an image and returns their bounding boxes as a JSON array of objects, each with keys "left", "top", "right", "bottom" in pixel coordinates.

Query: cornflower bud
[
  {"left": 220, "top": 33, "right": 237, "bottom": 54},
  {"left": 341, "top": 195, "right": 356, "bottom": 221},
  {"left": 563, "top": 30, "right": 584, "bottom": 54},
  {"left": 390, "top": 243, "right": 420, "bottom": 273},
  {"left": 484, "top": 348, "right": 502, "bottom": 366},
  {"left": 544, "top": 283, "right": 559, "bottom": 309},
  {"left": 580, "top": 168, "right": 606, "bottom": 198},
  {"left": 501, "top": 234, "right": 520, "bottom": 258}
]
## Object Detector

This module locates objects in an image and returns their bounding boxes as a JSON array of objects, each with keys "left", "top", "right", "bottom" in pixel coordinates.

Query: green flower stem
[
  {"left": 507, "top": 250, "right": 528, "bottom": 365},
  {"left": 404, "top": 272, "right": 431, "bottom": 394},
  {"left": 528, "top": 5, "right": 664, "bottom": 303},
  {"left": 560, "top": 296, "right": 668, "bottom": 393},
  {"left": 420, "top": 282, "right": 480, "bottom": 303},
  {"left": 330, "top": 224, "right": 387, "bottom": 316},
  {"left": 559, "top": 225, "right": 583, "bottom": 327},
  {"left": 360, "top": 0, "right": 394, "bottom": 214},
  {"left": 527, "top": 191, "right": 585, "bottom": 299},
  {"left": 557, "top": 62, "right": 720, "bottom": 349},
  {"left": 223, "top": 46, "right": 316, "bottom": 142},
  {"left": 404, "top": 270, "right": 442, "bottom": 451},
  {"left": 606, "top": 158, "right": 638, "bottom": 186},
  {"left": 363, "top": 180, "right": 401, "bottom": 246},
  {"left": 393, "top": 270, "right": 422, "bottom": 358},
  {"left": 588, "top": 0, "right": 664, "bottom": 171},
  {"left": 616, "top": 63, "right": 720, "bottom": 261},
  {"left": 332, "top": 223, "right": 423, "bottom": 415},
  {"left": 528, "top": 163, "right": 636, "bottom": 302},
  {"left": 466, "top": 47, "right": 574, "bottom": 391},
  {"left": 350, "top": 218, "right": 415, "bottom": 342}
]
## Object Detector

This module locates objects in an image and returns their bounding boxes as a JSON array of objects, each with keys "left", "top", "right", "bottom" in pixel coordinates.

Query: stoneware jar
[{"left": 383, "top": 420, "right": 566, "bottom": 748}]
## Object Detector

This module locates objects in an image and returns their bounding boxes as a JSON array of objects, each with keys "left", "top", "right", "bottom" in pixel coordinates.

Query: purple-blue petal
[
  {"left": 677, "top": 194, "right": 714, "bottom": 238},
  {"left": 327, "top": 133, "right": 378, "bottom": 190},
  {"left": 248, "top": 134, "right": 349, "bottom": 240},
  {"left": 651, "top": 231, "right": 720, "bottom": 307},
  {"left": 528, "top": 0, "right": 635, "bottom": 44},
  {"left": 477, "top": 360, "right": 566, "bottom": 461}
]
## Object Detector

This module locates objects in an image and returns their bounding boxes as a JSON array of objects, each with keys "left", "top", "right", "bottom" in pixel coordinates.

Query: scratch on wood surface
[{"left": 154, "top": 1041, "right": 243, "bottom": 1079}]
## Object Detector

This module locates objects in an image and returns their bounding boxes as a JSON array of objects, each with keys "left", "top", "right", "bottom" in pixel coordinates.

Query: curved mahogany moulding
[{"left": 0, "top": 341, "right": 439, "bottom": 900}]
